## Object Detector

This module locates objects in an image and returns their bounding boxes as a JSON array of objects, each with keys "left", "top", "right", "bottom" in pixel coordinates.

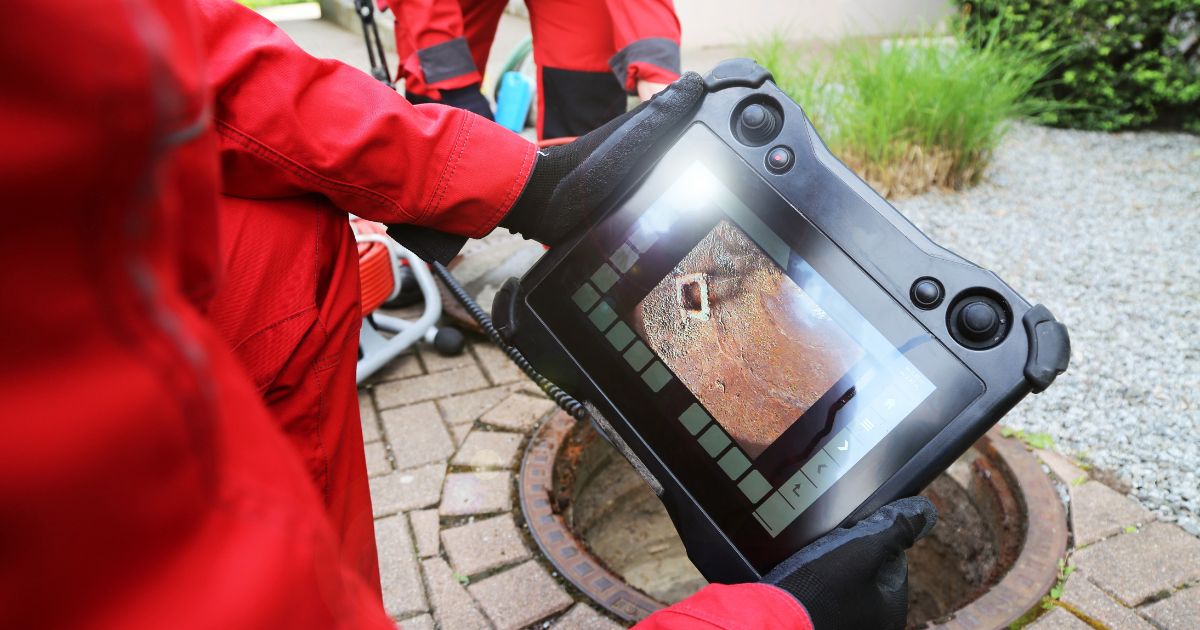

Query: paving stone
[
  {"left": 359, "top": 389, "right": 381, "bottom": 443},
  {"left": 1039, "top": 449, "right": 1089, "bottom": 485},
  {"left": 448, "top": 422, "right": 472, "bottom": 447},
  {"left": 554, "top": 603, "right": 624, "bottom": 629},
  {"left": 420, "top": 557, "right": 489, "bottom": 630},
  {"left": 507, "top": 380, "right": 548, "bottom": 398},
  {"left": 1071, "top": 522, "right": 1200, "bottom": 605},
  {"left": 451, "top": 431, "right": 523, "bottom": 469},
  {"left": 373, "top": 351, "right": 423, "bottom": 383},
  {"left": 1060, "top": 572, "right": 1154, "bottom": 630},
  {"left": 395, "top": 613, "right": 434, "bottom": 630},
  {"left": 437, "top": 386, "right": 512, "bottom": 425},
  {"left": 382, "top": 403, "right": 454, "bottom": 469},
  {"left": 1071, "top": 480, "right": 1155, "bottom": 546},
  {"left": 375, "top": 514, "right": 427, "bottom": 619},
  {"left": 364, "top": 441, "right": 392, "bottom": 478},
  {"left": 441, "top": 514, "right": 531, "bottom": 577},
  {"left": 480, "top": 393, "right": 556, "bottom": 431},
  {"left": 374, "top": 365, "right": 489, "bottom": 409},
  {"left": 418, "top": 343, "right": 476, "bottom": 373},
  {"left": 409, "top": 509, "right": 440, "bottom": 559},
  {"left": 473, "top": 342, "right": 525, "bottom": 385},
  {"left": 468, "top": 561, "right": 573, "bottom": 630},
  {"left": 370, "top": 464, "right": 446, "bottom": 517},
  {"left": 1028, "top": 607, "right": 1092, "bottom": 630},
  {"left": 440, "top": 471, "right": 512, "bottom": 516},
  {"left": 1142, "top": 584, "right": 1200, "bottom": 630}
]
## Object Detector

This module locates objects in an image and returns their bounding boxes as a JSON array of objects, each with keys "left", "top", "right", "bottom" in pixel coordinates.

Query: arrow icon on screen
[
  {"left": 817, "top": 464, "right": 828, "bottom": 475},
  {"left": 792, "top": 484, "right": 805, "bottom": 497},
  {"left": 836, "top": 440, "right": 849, "bottom": 451}
]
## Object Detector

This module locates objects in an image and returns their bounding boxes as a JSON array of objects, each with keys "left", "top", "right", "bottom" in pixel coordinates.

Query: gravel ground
[{"left": 894, "top": 123, "right": 1200, "bottom": 535}]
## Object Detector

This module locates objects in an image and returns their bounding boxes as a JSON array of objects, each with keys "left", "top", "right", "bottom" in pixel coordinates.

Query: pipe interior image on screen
[{"left": 632, "top": 219, "right": 865, "bottom": 459}]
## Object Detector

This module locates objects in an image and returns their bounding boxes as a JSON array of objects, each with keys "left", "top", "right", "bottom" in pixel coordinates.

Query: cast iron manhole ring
[{"left": 519, "top": 411, "right": 1068, "bottom": 627}]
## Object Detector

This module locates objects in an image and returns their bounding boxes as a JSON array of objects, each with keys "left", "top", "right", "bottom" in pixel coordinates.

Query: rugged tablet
[{"left": 491, "top": 59, "right": 1070, "bottom": 583}]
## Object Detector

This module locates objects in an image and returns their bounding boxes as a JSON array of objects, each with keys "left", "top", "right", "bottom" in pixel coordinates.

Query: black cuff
[
  {"left": 608, "top": 38, "right": 681, "bottom": 94},
  {"left": 385, "top": 224, "right": 468, "bottom": 266},
  {"left": 417, "top": 37, "right": 478, "bottom": 84}
]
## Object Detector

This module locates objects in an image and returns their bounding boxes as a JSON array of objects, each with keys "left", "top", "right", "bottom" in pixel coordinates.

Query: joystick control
[
  {"left": 959, "top": 302, "right": 1000, "bottom": 341},
  {"left": 733, "top": 100, "right": 782, "bottom": 146},
  {"left": 948, "top": 292, "right": 1010, "bottom": 349}
]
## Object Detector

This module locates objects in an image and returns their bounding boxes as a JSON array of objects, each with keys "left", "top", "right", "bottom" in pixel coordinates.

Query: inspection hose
[{"left": 430, "top": 261, "right": 588, "bottom": 421}]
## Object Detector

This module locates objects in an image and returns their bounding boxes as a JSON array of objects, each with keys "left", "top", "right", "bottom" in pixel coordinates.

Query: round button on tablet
[
  {"left": 910, "top": 277, "right": 943, "bottom": 309},
  {"left": 946, "top": 290, "right": 1010, "bottom": 349},
  {"left": 742, "top": 104, "right": 769, "bottom": 130},
  {"left": 960, "top": 301, "right": 1000, "bottom": 339},
  {"left": 766, "top": 146, "right": 794, "bottom": 173},
  {"left": 733, "top": 100, "right": 783, "bottom": 146}
]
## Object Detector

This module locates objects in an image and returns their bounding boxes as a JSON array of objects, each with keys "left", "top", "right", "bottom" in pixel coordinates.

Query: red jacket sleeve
[
  {"left": 382, "top": 0, "right": 483, "bottom": 97},
  {"left": 607, "top": 0, "right": 682, "bottom": 93},
  {"left": 194, "top": 0, "right": 534, "bottom": 238},
  {"left": 634, "top": 584, "right": 814, "bottom": 630}
]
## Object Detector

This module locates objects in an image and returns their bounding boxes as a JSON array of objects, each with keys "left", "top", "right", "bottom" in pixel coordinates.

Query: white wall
[{"left": 673, "top": 0, "right": 953, "bottom": 48}]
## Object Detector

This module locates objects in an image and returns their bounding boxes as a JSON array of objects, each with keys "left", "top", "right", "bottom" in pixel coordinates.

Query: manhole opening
[{"left": 523, "top": 414, "right": 1064, "bottom": 627}]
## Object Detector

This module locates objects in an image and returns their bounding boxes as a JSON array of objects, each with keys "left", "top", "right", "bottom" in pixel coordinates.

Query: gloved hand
[
  {"left": 499, "top": 71, "right": 706, "bottom": 246},
  {"left": 765, "top": 496, "right": 937, "bottom": 630},
  {"left": 405, "top": 82, "right": 494, "bottom": 120}
]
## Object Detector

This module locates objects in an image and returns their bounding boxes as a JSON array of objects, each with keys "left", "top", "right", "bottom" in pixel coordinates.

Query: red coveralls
[
  {"left": 384, "top": 0, "right": 682, "bottom": 138},
  {"left": 0, "top": 1, "right": 810, "bottom": 628}
]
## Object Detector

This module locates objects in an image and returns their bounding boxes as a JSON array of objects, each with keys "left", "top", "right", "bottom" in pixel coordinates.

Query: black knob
[
  {"left": 910, "top": 278, "right": 943, "bottom": 309},
  {"left": 735, "top": 102, "right": 781, "bottom": 145},
  {"left": 948, "top": 292, "right": 1010, "bottom": 349},
  {"left": 742, "top": 104, "right": 768, "bottom": 129},
  {"left": 959, "top": 301, "right": 1000, "bottom": 340}
]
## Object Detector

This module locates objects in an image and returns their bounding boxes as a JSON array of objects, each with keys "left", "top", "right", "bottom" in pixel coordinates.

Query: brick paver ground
[
  {"left": 1032, "top": 450, "right": 1200, "bottom": 628},
  {"left": 441, "top": 514, "right": 531, "bottom": 577},
  {"left": 468, "top": 560, "right": 574, "bottom": 629},
  {"left": 359, "top": 329, "right": 621, "bottom": 628},
  {"left": 1142, "top": 584, "right": 1200, "bottom": 629},
  {"left": 354, "top": 324, "right": 1200, "bottom": 629}
]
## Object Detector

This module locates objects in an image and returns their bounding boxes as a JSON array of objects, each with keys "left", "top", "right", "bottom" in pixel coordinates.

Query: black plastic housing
[{"left": 492, "top": 59, "right": 1069, "bottom": 583}]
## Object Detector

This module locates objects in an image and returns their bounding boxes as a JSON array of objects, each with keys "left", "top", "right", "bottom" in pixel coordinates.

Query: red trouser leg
[
  {"left": 207, "top": 194, "right": 380, "bottom": 594},
  {"left": 526, "top": 0, "right": 625, "bottom": 139}
]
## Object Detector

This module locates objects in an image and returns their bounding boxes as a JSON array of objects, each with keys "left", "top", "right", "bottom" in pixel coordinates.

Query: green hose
[{"left": 492, "top": 35, "right": 533, "bottom": 98}]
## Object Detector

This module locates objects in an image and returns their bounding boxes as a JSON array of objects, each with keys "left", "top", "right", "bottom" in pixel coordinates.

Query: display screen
[
  {"left": 530, "top": 125, "right": 983, "bottom": 571},
  {"left": 633, "top": 219, "right": 867, "bottom": 459}
]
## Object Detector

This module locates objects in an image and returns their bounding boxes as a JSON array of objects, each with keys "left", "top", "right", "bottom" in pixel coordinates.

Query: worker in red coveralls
[
  {"left": 383, "top": 0, "right": 681, "bottom": 138},
  {"left": 0, "top": 1, "right": 934, "bottom": 629}
]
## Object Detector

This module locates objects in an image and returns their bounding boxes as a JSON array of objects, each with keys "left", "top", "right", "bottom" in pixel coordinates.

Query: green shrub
[
  {"left": 957, "top": 0, "right": 1200, "bottom": 132},
  {"left": 239, "top": 0, "right": 309, "bottom": 9},
  {"left": 750, "top": 28, "right": 1054, "bottom": 197}
]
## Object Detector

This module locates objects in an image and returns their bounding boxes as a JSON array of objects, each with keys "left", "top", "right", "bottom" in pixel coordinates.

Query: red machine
[{"left": 352, "top": 218, "right": 464, "bottom": 382}]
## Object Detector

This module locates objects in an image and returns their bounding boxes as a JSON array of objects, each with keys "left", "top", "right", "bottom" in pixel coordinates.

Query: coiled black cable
[{"left": 431, "top": 261, "right": 588, "bottom": 420}]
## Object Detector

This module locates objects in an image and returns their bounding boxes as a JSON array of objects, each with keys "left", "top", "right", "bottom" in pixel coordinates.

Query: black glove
[
  {"left": 498, "top": 71, "right": 706, "bottom": 246},
  {"left": 764, "top": 497, "right": 937, "bottom": 630},
  {"left": 406, "top": 82, "right": 494, "bottom": 120}
]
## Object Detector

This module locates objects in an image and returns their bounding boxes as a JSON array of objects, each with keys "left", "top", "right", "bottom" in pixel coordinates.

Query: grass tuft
[
  {"left": 238, "top": 0, "right": 310, "bottom": 9},
  {"left": 749, "top": 21, "right": 1057, "bottom": 198}
]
